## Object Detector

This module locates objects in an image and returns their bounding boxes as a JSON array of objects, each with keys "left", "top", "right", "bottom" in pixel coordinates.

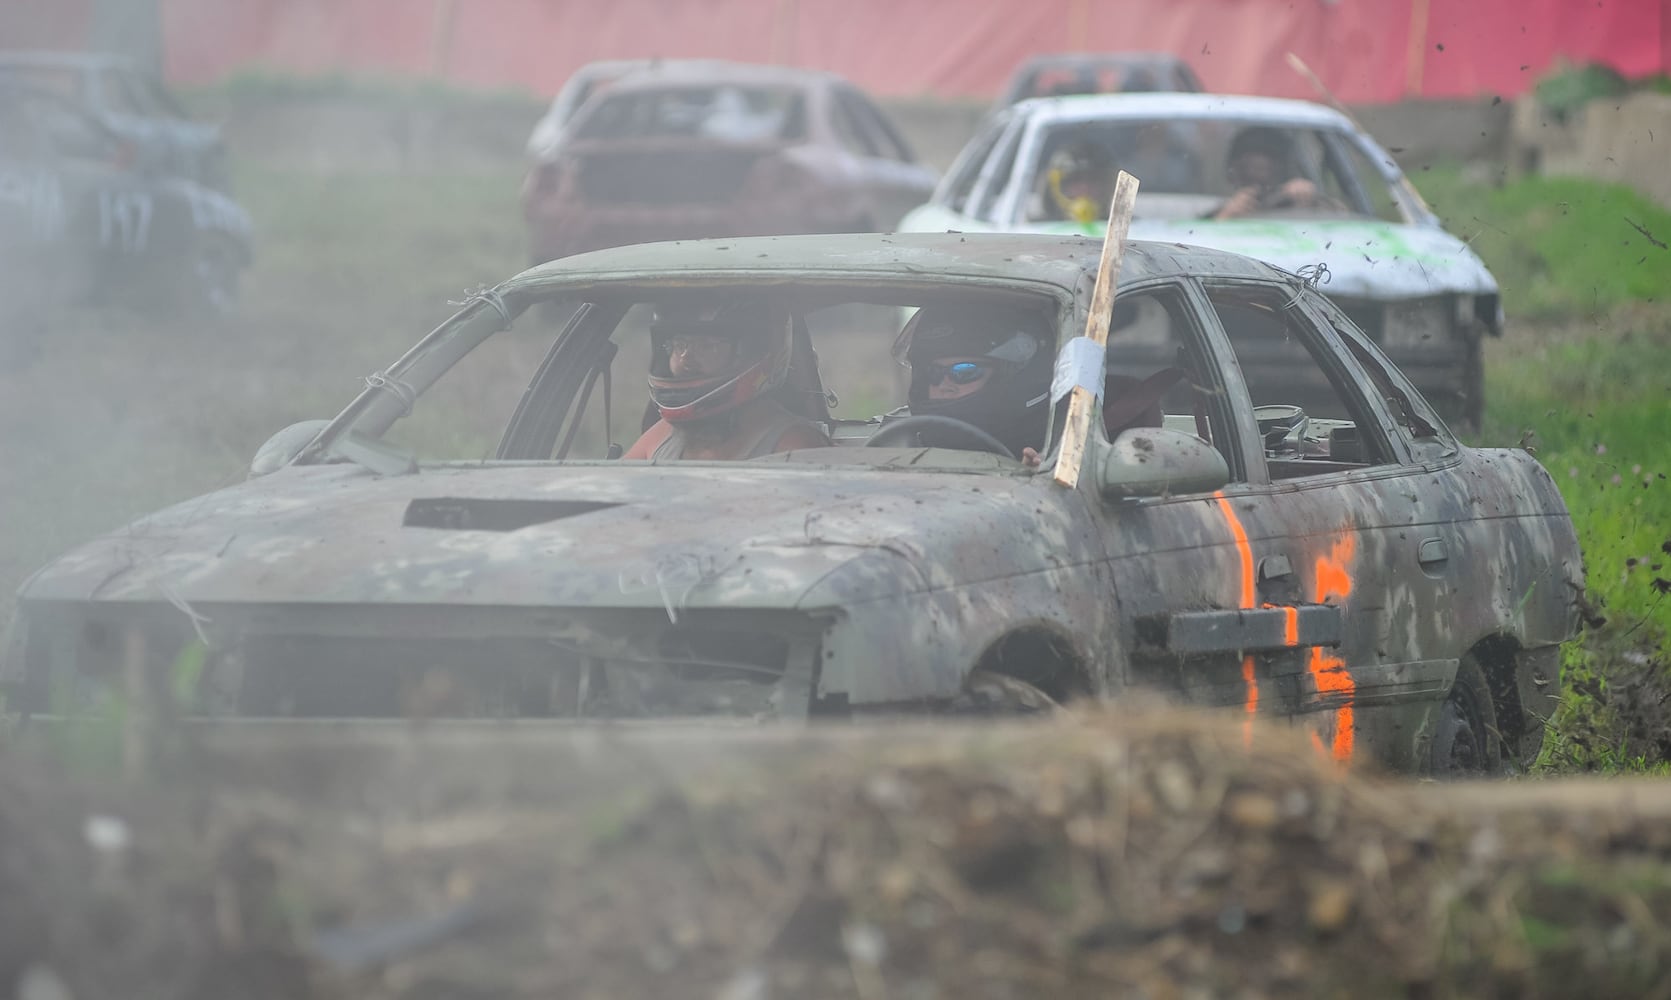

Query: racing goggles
[{"left": 920, "top": 360, "right": 993, "bottom": 386}]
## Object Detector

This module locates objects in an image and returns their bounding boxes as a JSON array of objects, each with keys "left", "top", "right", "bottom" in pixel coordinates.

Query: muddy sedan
[{"left": 2, "top": 234, "right": 1580, "bottom": 776}]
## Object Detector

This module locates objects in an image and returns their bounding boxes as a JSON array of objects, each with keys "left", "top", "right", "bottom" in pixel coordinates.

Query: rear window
[{"left": 573, "top": 85, "right": 807, "bottom": 143}]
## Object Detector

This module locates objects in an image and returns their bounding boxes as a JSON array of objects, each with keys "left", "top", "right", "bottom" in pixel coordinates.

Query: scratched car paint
[{"left": 0, "top": 234, "right": 1581, "bottom": 775}]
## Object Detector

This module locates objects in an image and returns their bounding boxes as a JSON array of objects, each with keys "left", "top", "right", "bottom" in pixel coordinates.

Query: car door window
[
  {"left": 830, "top": 94, "right": 878, "bottom": 157},
  {"left": 1101, "top": 286, "right": 1244, "bottom": 480},
  {"left": 967, "top": 124, "right": 1022, "bottom": 221},
  {"left": 940, "top": 119, "right": 1006, "bottom": 212},
  {"left": 1204, "top": 283, "right": 1395, "bottom": 480},
  {"left": 843, "top": 91, "right": 914, "bottom": 163},
  {"left": 1307, "top": 295, "right": 1459, "bottom": 463},
  {"left": 1330, "top": 135, "right": 1405, "bottom": 223}
]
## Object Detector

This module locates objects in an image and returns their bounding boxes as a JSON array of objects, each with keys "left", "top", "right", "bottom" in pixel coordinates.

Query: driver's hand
[
  {"left": 1278, "top": 177, "right": 1318, "bottom": 205},
  {"left": 1214, "top": 187, "right": 1261, "bottom": 220},
  {"left": 1021, "top": 447, "right": 1043, "bottom": 469}
]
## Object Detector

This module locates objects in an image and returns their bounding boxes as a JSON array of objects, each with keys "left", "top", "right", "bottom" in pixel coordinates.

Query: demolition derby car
[
  {"left": 901, "top": 93, "right": 1503, "bottom": 429},
  {"left": 521, "top": 61, "right": 937, "bottom": 263},
  {"left": 2, "top": 234, "right": 1581, "bottom": 776}
]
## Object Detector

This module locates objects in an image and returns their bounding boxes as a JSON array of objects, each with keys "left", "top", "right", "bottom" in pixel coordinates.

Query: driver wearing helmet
[
  {"left": 623, "top": 299, "right": 830, "bottom": 461},
  {"left": 894, "top": 303, "right": 1053, "bottom": 459},
  {"left": 1210, "top": 126, "right": 1339, "bottom": 220},
  {"left": 1038, "top": 141, "right": 1116, "bottom": 224}
]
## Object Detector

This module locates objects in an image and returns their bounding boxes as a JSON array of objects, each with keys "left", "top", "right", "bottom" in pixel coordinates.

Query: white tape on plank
[{"left": 1050, "top": 336, "right": 1106, "bottom": 405}]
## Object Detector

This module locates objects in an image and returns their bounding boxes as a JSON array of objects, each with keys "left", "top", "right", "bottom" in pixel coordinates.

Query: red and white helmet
[{"left": 647, "top": 299, "right": 793, "bottom": 424}]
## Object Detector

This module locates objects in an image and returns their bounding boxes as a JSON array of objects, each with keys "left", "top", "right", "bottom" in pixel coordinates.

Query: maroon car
[{"left": 521, "top": 62, "right": 938, "bottom": 263}]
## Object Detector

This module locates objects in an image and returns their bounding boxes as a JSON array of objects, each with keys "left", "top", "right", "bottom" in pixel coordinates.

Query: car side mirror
[
  {"left": 1096, "top": 427, "right": 1230, "bottom": 499},
  {"left": 249, "top": 419, "right": 331, "bottom": 478}
]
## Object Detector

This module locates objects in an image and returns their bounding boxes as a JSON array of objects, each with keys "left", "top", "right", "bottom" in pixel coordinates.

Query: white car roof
[{"left": 1008, "top": 92, "right": 1357, "bottom": 131}]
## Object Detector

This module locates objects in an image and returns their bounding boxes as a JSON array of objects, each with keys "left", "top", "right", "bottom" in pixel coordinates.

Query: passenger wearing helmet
[
  {"left": 623, "top": 299, "right": 830, "bottom": 461},
  {"left": 1038, "top": 141, "right": 1116, "bottom": 224},
  {"left": 1211, "top": 126, "right": 1339, "bottom": 220},
  {"left": 896, "top": 303, "right": 1053, "bottom": 458}
]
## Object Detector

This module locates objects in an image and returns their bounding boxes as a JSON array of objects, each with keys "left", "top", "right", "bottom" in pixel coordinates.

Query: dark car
[
  {"left": 3, "top": 233, "right": 1583, "bottom": 777},
  {"left": 0, "top": 79, "right": 251, "bottom": 326},
  {"left": 0, "top": 50, "right": 230, "bottom": 190},
  {"left": 521, "top": 61, "right": 938, "bottom": 263},
  {"left": 996, "top": 52, "right": 1203, "bottom": 108}
]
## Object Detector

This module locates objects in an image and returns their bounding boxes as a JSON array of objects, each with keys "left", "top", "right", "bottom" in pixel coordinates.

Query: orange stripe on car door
[
  {"left": 1310, "top": 535, "right": 1358, "bottom": 761},
  {"left": 1212, "top": 491, "right": 1258, "bottom": 739}
]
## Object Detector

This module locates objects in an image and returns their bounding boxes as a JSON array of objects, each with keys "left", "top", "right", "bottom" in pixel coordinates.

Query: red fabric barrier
[{"left": 6, "top": 0, "right": 1666, "bottom": 105}]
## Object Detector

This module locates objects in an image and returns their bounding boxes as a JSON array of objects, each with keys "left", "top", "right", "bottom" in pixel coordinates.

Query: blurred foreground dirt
[{"left": 5, "top": 706, "right": 1671, "bottom": 999}]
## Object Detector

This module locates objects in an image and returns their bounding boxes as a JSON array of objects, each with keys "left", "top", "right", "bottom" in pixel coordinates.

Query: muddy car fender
[{"left": 800, "top": 547, "right": 1117, "bottom": 710}]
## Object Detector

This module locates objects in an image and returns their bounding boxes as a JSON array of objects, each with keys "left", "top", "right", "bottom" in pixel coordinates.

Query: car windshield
[
  {"left": 572, "top": 85, "right": 808, "bottom": 142},
  {"left": 1021, "top": 117, "right": 1404, "bottom": 224},
  {"left": 322, "top": 281, "right": 1062, "bottom": 470}
]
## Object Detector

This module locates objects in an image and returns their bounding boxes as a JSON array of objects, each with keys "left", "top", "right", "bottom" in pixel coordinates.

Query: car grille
[
  {"left": 576, "top": 150, "right": 762, "bottom": 204},
  {"left": 9, "top": 604, "right": 807, "bottom": 720}
]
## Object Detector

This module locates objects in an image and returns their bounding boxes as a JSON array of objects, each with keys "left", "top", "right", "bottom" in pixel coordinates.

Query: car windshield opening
[
  {"left": 355, "top": 283, "right": 1063, "bottom": 468},
  {"left": 1023, "top": 119, "right": 1385, "bottom": 223}
]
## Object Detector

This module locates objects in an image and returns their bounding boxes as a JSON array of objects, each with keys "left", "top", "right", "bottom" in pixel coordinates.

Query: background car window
[
  {"left": 574, "top": 86, "right": 807, "bottom": 142},
  {"left": 1024, "top": 120, "right": 1381, "bottom": 222},
  {"left": 841, "top": 90, "right": 913, "bottom": 162},
  {"left": 830, "top": 95, "right": 878, "bottom": 157},
  {"left": 1205, "top": 285, "right": 1390, "bottom": 478},
  {"left": 940, "top": 120, "right": 1006, "bottom": 212},
  {"left": 968, "top": 125, "right": 1023, "bottom": 220},
  {"left": 1332, "top": 136, "right": 1405, "bottom": 223}
]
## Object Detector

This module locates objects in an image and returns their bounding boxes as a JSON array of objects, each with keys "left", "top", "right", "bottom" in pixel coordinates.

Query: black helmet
[
  {"left": 895, "top": 303, "right": 1053, "bottom": 455},
  {"left": 1228, "top": 126, "right": 1292, "bottom": 164},
  {"left": 647, "top": 299, "right": 792, "bottom": 423}
]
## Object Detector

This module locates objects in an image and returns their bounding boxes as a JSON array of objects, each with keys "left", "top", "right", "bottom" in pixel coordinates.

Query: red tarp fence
[{"left": 8, "top": 0, "right": 1667, "bottom": 104}]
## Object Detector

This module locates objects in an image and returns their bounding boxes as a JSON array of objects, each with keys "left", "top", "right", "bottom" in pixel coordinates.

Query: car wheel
[{"left": 1429, "top": 656, "right": 1502, "bottom": 778}]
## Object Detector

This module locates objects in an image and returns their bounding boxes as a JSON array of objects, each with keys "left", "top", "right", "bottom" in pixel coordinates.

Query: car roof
[
  {"left": 506, "top": 232, "right": 1286, "bottom": 293},
  {"left": 587, "top": 60, "right": 840, "bottom": 96},
  {"left": 1007, "top": 92, "right": 1354, "bottom": 130}
]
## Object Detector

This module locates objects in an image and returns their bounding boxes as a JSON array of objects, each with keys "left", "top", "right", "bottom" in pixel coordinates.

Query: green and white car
[{"left": 901, "top": 93, "right": 1502, "bottom": 430}]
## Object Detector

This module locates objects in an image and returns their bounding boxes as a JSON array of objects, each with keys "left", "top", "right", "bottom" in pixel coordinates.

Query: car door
[
  {"left": 1191, "top": 277, "right": 1459, "bottom": 768},
  {"left": 1083, "top": 281, "right": 1284, "bottom": 724}
]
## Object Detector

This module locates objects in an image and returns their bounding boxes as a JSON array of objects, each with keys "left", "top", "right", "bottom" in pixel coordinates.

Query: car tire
[{"left": 1429, "top": 655, "right": 1502, "bottom": 778}]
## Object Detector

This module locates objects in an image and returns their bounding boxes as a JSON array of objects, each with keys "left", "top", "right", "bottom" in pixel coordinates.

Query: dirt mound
[{"left": 5, "top": 708, "right": 1671, "bottom": 999}]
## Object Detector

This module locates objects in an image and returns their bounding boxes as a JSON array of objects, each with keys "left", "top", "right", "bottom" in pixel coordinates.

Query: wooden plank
[{"left": 1052, "top": 170, "right": 1139, "bottom": 489}]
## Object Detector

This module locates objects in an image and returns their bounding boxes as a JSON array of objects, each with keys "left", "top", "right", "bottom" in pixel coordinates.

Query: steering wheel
[{"left": 864, "top": 415, "right": 1015, "bottom": 459}]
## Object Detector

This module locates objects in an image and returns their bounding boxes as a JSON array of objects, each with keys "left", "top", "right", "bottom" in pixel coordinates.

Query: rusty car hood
[{"left": 21, "top": 460, "right": 1085, "bottom": 611}]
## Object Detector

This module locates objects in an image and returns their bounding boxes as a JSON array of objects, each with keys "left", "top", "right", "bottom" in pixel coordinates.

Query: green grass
[
  {"left": 1481, "top": 308, "right": 1671, "bottom": 774},
  {"left": 1419, "top": 163, "right": 1671, "bottom": 772},
  {"left": 1418, "top": 168, "right": 1671, "bottom": 319}
]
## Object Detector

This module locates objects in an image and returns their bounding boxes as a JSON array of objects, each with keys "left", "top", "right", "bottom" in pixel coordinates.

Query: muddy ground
[{"left": 5, "top": 706, "right": 1671, "bottom": 999}]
